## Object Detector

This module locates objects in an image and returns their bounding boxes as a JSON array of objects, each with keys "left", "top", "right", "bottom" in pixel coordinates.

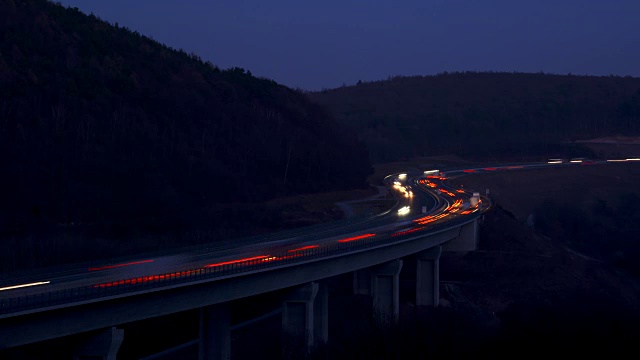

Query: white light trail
[{"left": 0, "top": 281, "right": 51, "bottom": 291}]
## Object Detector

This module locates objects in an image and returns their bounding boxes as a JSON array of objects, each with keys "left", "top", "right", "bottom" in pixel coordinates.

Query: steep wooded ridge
[
  {"left": 309, "top": 72, "right": 640, "bottom": 162},
  {"left": 0, "top": 0, "right": 372, "bottom": 237}
]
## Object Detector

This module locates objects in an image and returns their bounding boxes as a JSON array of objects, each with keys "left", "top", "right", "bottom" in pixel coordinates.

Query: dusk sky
[{"left": 57, "top": 0, "right": 640, "bottom": 90}]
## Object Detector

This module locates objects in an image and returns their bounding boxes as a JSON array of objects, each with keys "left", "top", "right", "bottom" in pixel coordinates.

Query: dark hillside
[
  {"left": 309, "top": 72, "right": 640, "bottom": 162},
  {"left": 0, "top": 0, "right": 372, "bottom": 241}
]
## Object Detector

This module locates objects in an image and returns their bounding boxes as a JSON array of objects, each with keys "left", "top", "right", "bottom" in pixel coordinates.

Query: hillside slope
[
  {"left": 0, "top": 0, "right": 372, "bottom": 238},
  {"left": 309, "top": 72, "right": 640, "bottom": 162}
]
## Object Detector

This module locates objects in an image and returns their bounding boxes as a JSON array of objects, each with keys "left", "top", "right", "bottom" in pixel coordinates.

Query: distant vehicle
[{"left": 470, "top": 192, "right": 480, "bottom": 207}]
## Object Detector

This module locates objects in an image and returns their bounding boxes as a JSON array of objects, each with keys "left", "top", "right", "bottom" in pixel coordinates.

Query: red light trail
[
  {"left": 88, "top": 259, "right": 154, "bottom": 271},
  {"left": 288, "top": 245, "right": 320, "bottom": 252},
  {"left": 203, "top": 255, "right": 272, "bottom": 268},
  {"left": 337, "top": 234, "right": 376, "bottom": 243}
]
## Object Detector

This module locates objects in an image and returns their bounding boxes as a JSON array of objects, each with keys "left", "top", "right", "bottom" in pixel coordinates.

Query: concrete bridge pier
[
  {"left": 416, "top": 246, "right": 442, "bottom": 307},
  {"left": 313, "top": 282, "right": 329, "bottom": 345},
  {"left": 443, "top": 218, "right": 478, "bottom": 252},
  {"left": 282, "top": 281, "right": 328, "bottom": 349},
  {"left": 72, "top": 326, "right": 124, "bottom": 360},
  {"left": 353, "top": 268, "right": 372, "bottom": 295},
  {"left": 371, "top": 259, "right": 403, "bottom": 323},
  {"left": 199, "top": 304, "right": 231, "bottom": 360}
]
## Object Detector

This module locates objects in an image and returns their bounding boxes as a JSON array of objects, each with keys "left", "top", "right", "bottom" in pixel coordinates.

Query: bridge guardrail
[
  {"left": 0, "top": 206, "right": 485, "bottom": 317},
  {"left": 0, "top": 196, "right": 397, "bottom": 285}
]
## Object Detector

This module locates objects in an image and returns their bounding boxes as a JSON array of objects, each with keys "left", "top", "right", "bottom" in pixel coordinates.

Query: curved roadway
[{"left": 0, "top": 157, "right": 636, "bottom": 318}]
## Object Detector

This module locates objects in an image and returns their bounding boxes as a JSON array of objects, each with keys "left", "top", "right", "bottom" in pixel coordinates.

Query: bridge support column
[
  {"left": 199, "top": 303, "right": 231, "bottom": 360},
  {"left": 282, "top": 282, "right": 328, "bottom": 349},
  {"left": 314, "top": 282, "right": 329, "bottom": 345},
  {"left": 416, "top": 246, "right": 442, "bottom": 307},
  {"left": 443, "top": 218, "right": 478, "bottom": 252},
  {"left": 353, "top": 268, "right": 371, "bottom": 295},
  {"left": 371, "top": 259, "right": 403, "bottom": 323},
  {"left": 282, "top": 282, "right": 329, "bottom": 351},
  {"left": 72, "top": 326, "right": 124, "bottom": 360}
]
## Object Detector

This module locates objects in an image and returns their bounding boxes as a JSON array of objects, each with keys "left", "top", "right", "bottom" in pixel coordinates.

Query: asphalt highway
[{"left": 1, "top": 157, "right": 637, "bottom": 315}]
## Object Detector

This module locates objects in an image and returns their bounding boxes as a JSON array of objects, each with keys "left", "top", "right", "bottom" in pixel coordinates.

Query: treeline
[
  {"left": 309, "top": 72, "right": 640, "bottom": 162},
  {"left": 0, "top": 0, "right": 372, "bottom": 239}
]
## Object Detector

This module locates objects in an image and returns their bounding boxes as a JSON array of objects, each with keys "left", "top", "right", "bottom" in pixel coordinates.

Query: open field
[
  {"left": 447, "top": 162, "right": 640, "bottom": 222},
  {"left": 575, "top": 136, "right": 640, "bottom": 159}
]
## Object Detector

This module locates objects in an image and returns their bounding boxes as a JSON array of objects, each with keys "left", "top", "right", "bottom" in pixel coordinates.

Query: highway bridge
[{"left": 1, "top": 158, "right": 636, "bottom": 359}]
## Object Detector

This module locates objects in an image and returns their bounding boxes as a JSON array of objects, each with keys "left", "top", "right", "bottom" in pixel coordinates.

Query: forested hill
[
  {"left": 0, "top": 0, "right": 372, "bottom": 236},
  {"left": 308, "top": 72, "right": 640, "bottom": 163}
]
